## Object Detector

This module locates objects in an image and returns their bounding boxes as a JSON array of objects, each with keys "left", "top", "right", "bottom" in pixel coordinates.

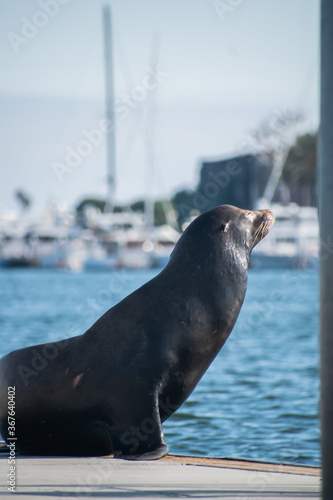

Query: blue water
[{"left": 0, "top": 268, "right": 320, "bottom": 466}]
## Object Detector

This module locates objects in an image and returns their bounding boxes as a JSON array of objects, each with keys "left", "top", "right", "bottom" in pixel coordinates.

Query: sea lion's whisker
[{"left": 252, "top": 219, "right": 272, "bottom": 246}]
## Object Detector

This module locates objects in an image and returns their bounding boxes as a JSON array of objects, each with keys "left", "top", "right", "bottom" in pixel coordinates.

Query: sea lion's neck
[{"left": 157, "top": 257, "right": 248, "bottom": 344}]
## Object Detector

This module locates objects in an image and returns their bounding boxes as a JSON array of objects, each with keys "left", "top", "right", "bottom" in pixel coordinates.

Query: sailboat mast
[
  {"left": 145, "top": 34, "right": 160, "bottom": 228},
  {"left": 102, "top": 5, "right": 116, "bottom": 213}
]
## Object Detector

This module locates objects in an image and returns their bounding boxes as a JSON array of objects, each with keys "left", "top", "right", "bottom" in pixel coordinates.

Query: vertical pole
[
  {"left": 320, "top": 1, "right": 333, "bottom": 497},
  {"left": 102, "top": 5, "right": 116, "bottom": 213},
  {"left": 145, "top": 34, "right": 160, "bottom": 228}
]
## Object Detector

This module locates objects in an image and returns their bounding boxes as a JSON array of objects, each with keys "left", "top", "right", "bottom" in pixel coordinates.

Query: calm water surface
[{"left": 0, "top": 267, "right": 320, "bottom": 466}]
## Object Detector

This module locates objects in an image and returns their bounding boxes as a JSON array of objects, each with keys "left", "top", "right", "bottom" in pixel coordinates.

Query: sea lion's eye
[
  {"left": 220, "top": 223, "right": 229, "bottom": 233},
  {"left": 243, "top": 212, "right": 254, "bottom": 223}
]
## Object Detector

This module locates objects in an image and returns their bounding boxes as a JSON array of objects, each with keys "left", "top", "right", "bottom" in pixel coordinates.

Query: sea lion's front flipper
[
  {"left": 114, "top": 443, "right": 168, "bottom": 461},
  {"left": 112, "top": 392, "right": 168, "bottom": 461}
]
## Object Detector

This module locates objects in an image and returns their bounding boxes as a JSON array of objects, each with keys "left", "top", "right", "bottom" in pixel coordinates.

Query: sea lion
[{"left": 0, "top": 205, "right": 274, "bottom": 460}]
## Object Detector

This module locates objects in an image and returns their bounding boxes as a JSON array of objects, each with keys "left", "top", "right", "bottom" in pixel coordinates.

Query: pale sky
[{"left": 0, "top": 0, "right": 319, "bottom": 215}]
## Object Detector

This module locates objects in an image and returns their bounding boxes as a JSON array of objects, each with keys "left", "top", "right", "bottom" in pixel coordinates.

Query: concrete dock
[{"left": 0, "top": 454, "right": 321, "bottom": 499}]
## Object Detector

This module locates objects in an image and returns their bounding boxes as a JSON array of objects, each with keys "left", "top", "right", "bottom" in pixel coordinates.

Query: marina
[
  {"left": 0, "top": 199, "right": 319, "bottom": 271},
  {"left": 0, "top": 206, "right": 180, "bottom": 271}
]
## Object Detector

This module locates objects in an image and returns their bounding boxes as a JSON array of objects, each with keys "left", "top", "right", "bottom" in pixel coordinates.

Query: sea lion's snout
[{"left": 250, "top": 209, "right": 275, "bottom": 249}]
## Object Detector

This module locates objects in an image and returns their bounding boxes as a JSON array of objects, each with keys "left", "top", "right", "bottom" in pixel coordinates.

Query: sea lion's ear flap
[{"left": 220, "top": 223, "right": 229, "bottom": 233}]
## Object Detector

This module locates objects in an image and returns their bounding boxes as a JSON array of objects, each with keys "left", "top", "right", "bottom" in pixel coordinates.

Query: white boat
[
  {"left": 0, "top": 210, "right": 34, "bottom": 267},
  {"left": 63, "top": 229, "right": 116, "bottom": 272},
  {"left": 150, "top": 225, "right": 180, "bottom": 268},
  {"left": 0, "top": 233, "right": 34, "bottom": 268},
  {"left": 118, "top": 224, "right": 180, "bottom": 269},
  {"left": 250, "top": 203, "right": 319, "bottom": 269},
  {"left": 85, "top": 210, "right": 180, "bottom": 270}
]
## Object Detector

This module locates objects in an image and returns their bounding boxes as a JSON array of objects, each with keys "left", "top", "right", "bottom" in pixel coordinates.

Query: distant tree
[
  {"left": 282, "top": 132, "right": 317, "bottom": 187},
  {"left": 130, "top": 200, "right": 169, "bottom": 226},
  {"left": 154, "top": 201, "right": 170, "bottom": 226},
  {"left": 130, "top": 200, "right": 145, "bottom": 213},
  {"left": 15, "top": 190, "right": 31, "bottom": 211},
  {"left": 172, "top": 189, "right": 199, "bottom": 228},
  {"left": 76, "top": 198, "right": 106, "bottom": 214},
  {"left": 247, "top": 111, "right": 316, "bottom": 205}
]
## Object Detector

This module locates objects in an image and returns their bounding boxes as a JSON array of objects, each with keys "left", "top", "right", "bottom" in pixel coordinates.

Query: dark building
[
  {"left": 287, "top": 183, "right": 317, "bottom": 207},
  {"left": 197, "top": 153, "right": 273, "bottom": 212},
  {"left": 173, "top": 151, "right": 317, "bottom": 228}
]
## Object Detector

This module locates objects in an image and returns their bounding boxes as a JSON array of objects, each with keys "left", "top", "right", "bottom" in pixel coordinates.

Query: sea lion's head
[
  {"left": 171, "top": 204, "right": 274, "bottom": 269},
  {"left": 168, "top": 205, "right": 274, "bottom": 316},
  {"left": 218, "top": 205, "right": 275, "bottom": 253}
]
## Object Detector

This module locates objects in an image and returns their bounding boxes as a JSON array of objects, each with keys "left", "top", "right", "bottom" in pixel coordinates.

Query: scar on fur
[{"left": 72, "top": 373, "right": 84, "bottom": 389}]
